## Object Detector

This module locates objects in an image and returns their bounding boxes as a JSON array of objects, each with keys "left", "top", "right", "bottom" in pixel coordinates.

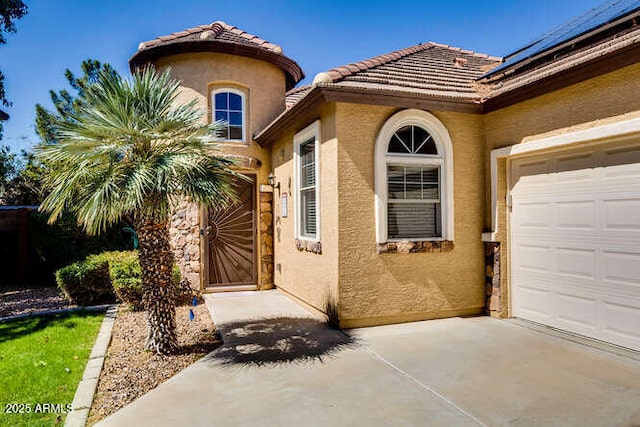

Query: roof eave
[
  {"left": 0, "top": 110, "right": 8, "bottom": 121},
  {"left": 255, "top": 85, "right": 326, "bottom": 147},
  {"left": 129, "top": 40, "right": 304, "bottom": 90},
  {"left": 255, "top": 84, "right": 483, "bottom": 147}
]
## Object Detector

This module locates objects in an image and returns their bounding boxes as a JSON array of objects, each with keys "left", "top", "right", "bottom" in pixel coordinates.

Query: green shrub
[
  {"left": 56, "top": 250, "right": 197, "bottom": 309},
  {"left": 102, "top": 251, "right": 191, "bottom": 310},
  {"left": 101, "top": 251, "right": 144, "bottom": 310},
  {"left": 55, "top": 257, "right": 115, "bottom": 306}
]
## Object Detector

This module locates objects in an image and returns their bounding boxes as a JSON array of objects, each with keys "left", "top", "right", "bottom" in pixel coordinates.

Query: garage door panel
[
  {"left": 511, "top": 143, "right": 640, "bottom": 352},
  {"left": 555, "top": 281, "right": 600, "bottom": 303},
  {"left": 602, "top": 163, "right": 640, "bottom": 179},
  {"left": 601, "top": 300, "right": 640, "bottom": 347},
  {"left": 555, "top": 292, "right": 597, "bottom": 330},
  {"left": 513, "top": 202, "right": 551, "bottom": 228},
  {"left": 514, "top": 244, "right": 550, "bottom": 272},
  {"left": 597, "top": 233, "right": 640, "bottom": 246},
  {"left": 519, "top": 231, "right": 593, "bottom": 243},
  {"left": 556, "top": 247, "right": 596, "bottom": 279},
  {"left": 514, "top": 272, "right": 554, "bottom": 291},
  {"left": 602, "top": 250, "right": 640, "bottom": 286},
  {"left": 514, "top": 286, "right": 552, "bottom": 319},
  {"left": 556, "top": 170, "right": 595, "bottom": 183},
  {"left": 556, "top": 201, "right": 596, "bottom": 230},
  {"left": 602, "top": 199, "right": 640, "bottom": 231},
  {"left": 601, "top": 282, "right": 640, "bottom": 302}
]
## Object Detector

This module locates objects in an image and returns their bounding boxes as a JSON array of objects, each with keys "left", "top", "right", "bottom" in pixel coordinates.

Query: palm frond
[{"left": 37, "top": 66, "right": 239, "bottom": 235}]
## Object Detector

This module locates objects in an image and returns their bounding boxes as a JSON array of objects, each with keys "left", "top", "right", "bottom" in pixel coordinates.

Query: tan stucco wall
[
  {"left": 154, "top": 52, "right": 287, "bottom": 290},
  {"left": 155, "top": 52, "right": 287, "bottom": 133},
  {"left": 271, "top": 104, "right": 339, "bottom": 314},
  {"left": 156, "top": 46, "right": 640, "bottom": 324},
  {"left": 485, "top": 61, "right": 640, "bottom": 317},
  {"left": 335, "top": 103, "right": 487, "bottom": 327}
]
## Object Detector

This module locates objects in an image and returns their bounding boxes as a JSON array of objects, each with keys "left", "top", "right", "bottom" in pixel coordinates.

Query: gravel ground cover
[
  {"left": 0, "top": 287, "right": 75, "bottom": 318},
  {"left": 87, "top": 303, "right": 220, "bottom": 424}
]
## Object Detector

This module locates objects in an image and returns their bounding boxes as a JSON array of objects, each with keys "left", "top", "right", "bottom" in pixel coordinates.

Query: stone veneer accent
[
  {"left": 169, "top": 200, "right": 202, "bottom": 291},
  {"left": 377, "top": 240, "right": 454, "bottom": 254},
  {"left": 169, "top": 191, "right": 276, "bottom": 292},
  {"left": 259, "top": 191, "right": 275, "bottom": 289},
  {"left": 484, "top": 242, "right": 501, "bottom": 315},
  {"left": 295, "top": 239, "right": 322, "bottom": 254}
]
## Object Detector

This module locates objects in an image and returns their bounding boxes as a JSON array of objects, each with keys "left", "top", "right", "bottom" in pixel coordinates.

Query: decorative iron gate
[{"left": 205, "top": 177, "right": 256, "bottom": 288}]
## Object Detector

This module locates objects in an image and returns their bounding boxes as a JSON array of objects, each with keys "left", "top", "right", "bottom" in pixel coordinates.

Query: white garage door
[{"left": 510, "top": 141, "right": 640, "bottom": 351}]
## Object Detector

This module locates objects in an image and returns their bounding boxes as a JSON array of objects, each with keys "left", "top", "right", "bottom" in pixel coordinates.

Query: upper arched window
[
  {"left": 211, "top": 89, "right": 246, "bottom": 142},
  {"left": 375, "top": 110, "right": 454, "bottom": 243},
  {"left": 388, "top": 125, "right": 438, "bottom": 155}
]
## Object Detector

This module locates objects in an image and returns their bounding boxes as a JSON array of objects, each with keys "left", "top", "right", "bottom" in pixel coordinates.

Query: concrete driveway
[{"left": 98, "top": 290, "right": 640, "bottom": 427}]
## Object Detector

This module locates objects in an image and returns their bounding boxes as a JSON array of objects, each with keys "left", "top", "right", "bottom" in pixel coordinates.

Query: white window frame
[
  {"left": 293, "top": 120, "right": 321, "bottom": 241},
  {"left": 375, "top": 110, "right": 454, "bottom": 243},
  {"left": 211, "top": 88, "right": 247, "bottom": 143}
]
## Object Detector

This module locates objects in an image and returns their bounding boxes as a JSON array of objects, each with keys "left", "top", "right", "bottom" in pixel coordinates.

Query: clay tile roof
[
  {"left": 285, "top": 85, "right": 313, "bottom": 109},
  {"left": 136, "top": 21, "right": 283, "bottom": 53},
  {"left": 130, "top": 21, "right": 304, "bottom": 90},
  {"left": 316, "top": 43, "right": 502, "bottom": 101}
]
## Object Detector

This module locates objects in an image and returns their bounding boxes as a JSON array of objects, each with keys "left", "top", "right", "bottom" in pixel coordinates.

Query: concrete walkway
[{"left": 98, "top": 290, "right": 640, "bottom": 427}]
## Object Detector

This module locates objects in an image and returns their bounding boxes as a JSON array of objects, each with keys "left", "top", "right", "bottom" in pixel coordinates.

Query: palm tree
[{"left": 37, "top": 67, "right": 239, "bottom": 354}]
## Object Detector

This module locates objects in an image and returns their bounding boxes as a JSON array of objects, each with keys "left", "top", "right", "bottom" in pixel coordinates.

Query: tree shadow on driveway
[{"left": 202, "top": 316, "right": 356, "bottom": 367}]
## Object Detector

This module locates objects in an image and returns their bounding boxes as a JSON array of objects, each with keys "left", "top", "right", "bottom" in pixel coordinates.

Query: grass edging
[{"left": 64, "top": 305, "right": 117, "bottom": 427}]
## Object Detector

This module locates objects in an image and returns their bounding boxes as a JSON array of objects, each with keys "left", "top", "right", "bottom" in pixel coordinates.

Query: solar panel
[{"left": 483, "top": 0, "right": 640, "bottom": 78}]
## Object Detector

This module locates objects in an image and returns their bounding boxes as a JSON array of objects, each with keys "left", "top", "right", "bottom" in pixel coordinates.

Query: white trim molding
[
  {"left": 486, "top": 116, "right": 640, "bottom": 240},
  {"left": 293, "top": 120, "right": 321, "bottom": 242},
  {"left": 211, "top": 87, "right": 247, "bottom": 143},
  {"left": 375, "top": 109, "right": 454, "bottom": 243}
]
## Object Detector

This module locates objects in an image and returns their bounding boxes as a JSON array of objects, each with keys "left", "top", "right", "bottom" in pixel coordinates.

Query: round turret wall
[{"left": 153, "top": 51, "right": 284, "bottom": 292}]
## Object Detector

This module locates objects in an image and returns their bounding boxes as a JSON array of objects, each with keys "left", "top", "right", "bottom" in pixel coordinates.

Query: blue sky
[{"left": 1, "top": 0, "right": 604, "bottom": 152}]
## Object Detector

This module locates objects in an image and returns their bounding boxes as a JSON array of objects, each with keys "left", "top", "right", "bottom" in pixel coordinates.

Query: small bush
[
  {"left": 56, "top": 250, "right": 198, "bottom": 309},
  {"left": 104, "top": 251, "right": 144, "bottom": 310},
  {"left": 55, "top": 257, "right": 115, "bottom": 306},
  {"left": 107, "top": 251, "right": 189, "bottom": 310}
]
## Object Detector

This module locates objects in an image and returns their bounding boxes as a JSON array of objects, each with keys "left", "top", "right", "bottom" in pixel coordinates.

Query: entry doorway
[{"left": 203, "top": 176, "right": 257, "bottom": 291}]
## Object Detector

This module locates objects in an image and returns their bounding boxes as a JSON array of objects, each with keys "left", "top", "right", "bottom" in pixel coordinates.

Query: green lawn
[{"left": 0, "top": 311, "right": 104, "bottom": 427}]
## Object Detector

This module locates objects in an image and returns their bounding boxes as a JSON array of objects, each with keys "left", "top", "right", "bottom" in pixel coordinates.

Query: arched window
[
  {"left": 211, "top": 89, "right": 246, "bottom": 142},
  {"left": 375, "top": 110, "right": 454, "bottom": 243}
]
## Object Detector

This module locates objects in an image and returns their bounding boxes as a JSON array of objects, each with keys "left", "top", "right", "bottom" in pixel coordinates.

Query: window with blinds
[
  {"left": 299, "top": 138, "right": 317, "bottom": 238},
  {"left": 387, "top": 165, "right": 441, "bottom": 238},
  {"left": 386, "top": 125, "right": 443, "bottom": 240}
]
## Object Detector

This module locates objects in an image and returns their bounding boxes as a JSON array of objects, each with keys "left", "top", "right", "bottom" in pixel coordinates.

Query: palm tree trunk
[{"left": 135, "top": 217, "right": 178, "bottom": 355}]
